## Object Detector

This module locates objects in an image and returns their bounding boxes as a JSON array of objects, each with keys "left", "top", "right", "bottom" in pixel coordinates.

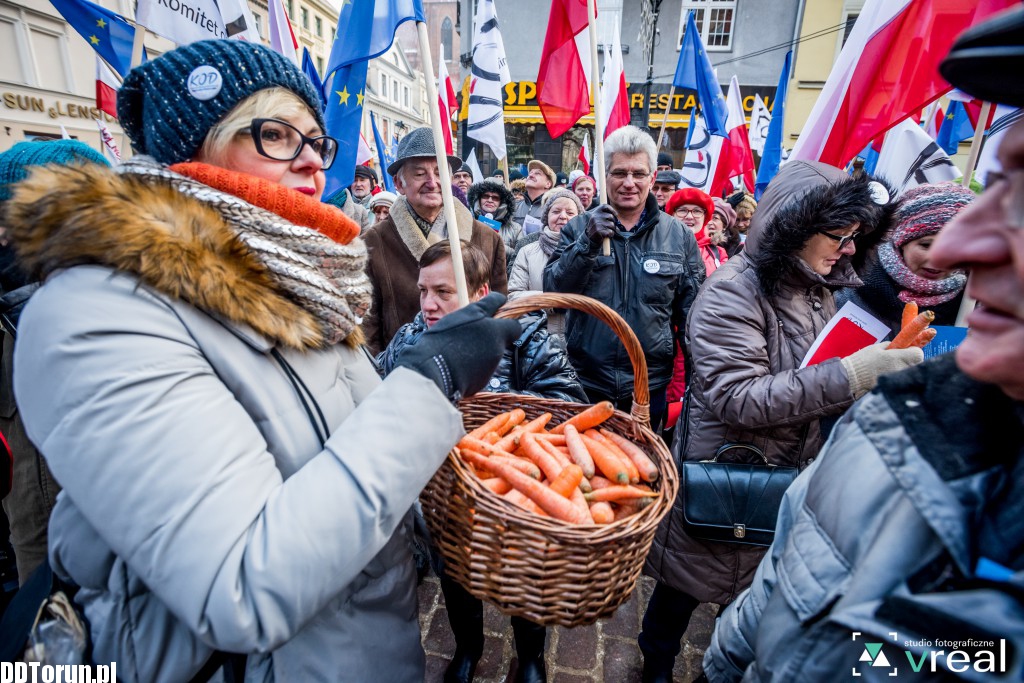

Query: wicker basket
[{"left": 420, "top": 293, "right": 678, "bottom": 627}]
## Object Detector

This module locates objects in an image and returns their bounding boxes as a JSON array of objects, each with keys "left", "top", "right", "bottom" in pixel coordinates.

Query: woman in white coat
[{"left": 4, "top": 40, "right": 517, "bottom": 681}]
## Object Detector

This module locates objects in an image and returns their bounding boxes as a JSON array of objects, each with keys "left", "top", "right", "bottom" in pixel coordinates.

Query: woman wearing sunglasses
[
  {"left": 641, "top": 162, "right": 924, "bottom": 682},
  {"left": 3, "top": 40, "right": 518, "bottom": 681}
]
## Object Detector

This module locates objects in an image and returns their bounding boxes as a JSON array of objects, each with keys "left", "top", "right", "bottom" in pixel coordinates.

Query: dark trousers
[
  {"left": 584, "top": 387, "right": 668, "bottom": 434},
  {"left": 439, "top": 573, "right": 546, "bottom": 661},
  {"left": 638, "top": 582, "right": 701, "bottom": 667}
]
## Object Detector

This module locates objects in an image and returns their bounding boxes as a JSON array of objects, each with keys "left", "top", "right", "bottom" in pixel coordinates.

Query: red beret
[{"left": 666, "top": 188, "right": 714, "bottom": 227}]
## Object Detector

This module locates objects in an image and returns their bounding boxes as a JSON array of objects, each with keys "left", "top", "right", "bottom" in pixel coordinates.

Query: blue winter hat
[
  {"left": 117, "top": 40, "right": 325, "bottom": 165},
  {"left": 0, "top": 139, "right": 109, "bottom": 202}
]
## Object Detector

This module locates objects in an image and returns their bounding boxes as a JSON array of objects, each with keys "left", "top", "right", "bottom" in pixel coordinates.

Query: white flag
[
  {"left": 874, "top": 118, "right": 961, "bottom": 197},
  {"left": 466, "top": 148, "right": 483, "bottom": 183},
  {"left": 218, "top": 0, "right": 261, "bottom": 42},
  {"left": 268, "top": 0, "right": 299, "bottom": 65},
  {"left": 59, "top": 125, "right": 72, "bottom": 140},
  {"left": 95, "top": 119, "right": 121, "bottom": 163},
  {"left": 467, "top": 0, "right": 510, "bottom": 160},
  {"left": 680, "top": 110, "right": 722, "bottom": 194},
  {"left": 975, "top": 106, "right": 1024, "bottom": 187},
  {"left": 748, "top": 94, "right": 772, "bottom": 154},
  {"left": 136, "top": 0, "right": 228, "bottom": 45}
]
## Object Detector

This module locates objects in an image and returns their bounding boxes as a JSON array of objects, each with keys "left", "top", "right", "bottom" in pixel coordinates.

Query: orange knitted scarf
[{"left": 169, "top": 162, "right": 360, "bottom": 245}]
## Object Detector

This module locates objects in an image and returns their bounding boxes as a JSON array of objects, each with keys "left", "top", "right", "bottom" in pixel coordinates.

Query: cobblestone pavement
[{"left": 419, "top": 575, "right": 718, "bottom": 683}]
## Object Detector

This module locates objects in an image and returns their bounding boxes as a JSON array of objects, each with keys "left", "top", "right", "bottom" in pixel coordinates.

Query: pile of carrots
[
  {"left": 889, "top": 302, "right": 936, "bottom": 349},
  {"left": 455, "top": 402, "right": 660, "bottom": 525}
]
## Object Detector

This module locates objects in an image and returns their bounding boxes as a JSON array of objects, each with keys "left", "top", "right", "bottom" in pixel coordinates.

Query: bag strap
[
  {"left": 270, "top": 348, "right": 329, "bottom": 448},
  {"left": 711, "top": 442, "right": 769, "bottom": 464}
]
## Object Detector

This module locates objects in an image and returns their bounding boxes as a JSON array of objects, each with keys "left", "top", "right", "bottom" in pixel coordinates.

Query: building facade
[
  {"left": 361, "top": 40, "right": 430, "bottom": 169},
  {"left": 455, "top": 0, "right": 803, "bottom": 174}
]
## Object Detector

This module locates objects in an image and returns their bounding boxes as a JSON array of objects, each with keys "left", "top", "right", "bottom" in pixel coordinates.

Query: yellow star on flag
[
  {"left": 356, "top": 90, "right": 365, "bottom": 106},
  {"left": 96, "top": 18, "right": 106, "bottom": 28},
  {"left": 946, "top": 112, "right": 955, "bottom": 120},
  {"left": 336, "top": 87, "right": 350, "bottom": 105},
  {"left": 89, "top": 34, "right": 100, "bottom": 45}
]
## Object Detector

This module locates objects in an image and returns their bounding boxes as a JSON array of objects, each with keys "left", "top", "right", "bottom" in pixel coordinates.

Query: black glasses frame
[
  {"left": 816, "top": 229, "right": 862, "bottom": 250},
  {"left": 248, "top": 118, "right": 339, "bottom": 170}
]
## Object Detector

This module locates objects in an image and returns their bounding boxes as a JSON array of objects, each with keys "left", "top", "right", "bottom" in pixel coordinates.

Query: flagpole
[
  {"left": 500, "top": 156, "right": 510, "bottom": 188},
  {"left": 656, "top": 85, "right": 675, "bottom": 152},
  {"left": 953, "top": 100, "right": 991, "bottom": 327},
  {"left": 586, "top": 0, "right": 609, "bottom": 256},
  {"left": 417, "top": 20, "right": 469, "bottom": 307},
  {"left": 117, "top": 24, "right": 148, "bottom": 158}
]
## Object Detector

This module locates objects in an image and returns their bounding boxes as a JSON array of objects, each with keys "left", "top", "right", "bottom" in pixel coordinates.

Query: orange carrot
[
  {"left": 482, "top": 455, "right": 542, "bottom": 480},
  {"left": 537, "top": 436, "right": 572, "bottom": 469},
  {"left": 484, "top": 432, "right": 500, "bottom": 444},
  {"left": 901, "top": 301, "right": 918, "bottom": 330},
  {"left": 458, "top": 435, "right": 518, "bottom": 459},
  {"left": 890, "top": 310, "right": 935, "bottom": 349},
  {"left": 912, "top": 327, "right": 937, "bottom": 348},
  {"left": 495, "top": 413, "right": 552, "bottom": 452},
  {"left": 480, "top": 477, "right": 512, "bottom": 495},
  {"left": 550, "top": 401, "right": 615, "bottom": 434},
  {"left": 587, "top": 430, "right": 639, "bottom": 484},
  {"left": 570, "top": 488, "right": 595, "bottom": 523},
  {"left": 505, "top": 488, "right": 546, "bottom": 516},
  {"left": 462, "top": 451, "right": 588, "bottom": 523},
  {"left": 468, "top": 411, "right": 513, "bottom": 441},
  {"left": 548, "top": 464, "right": 584, "bottom": 498},
  {"left": 535, "top": 434, "right": 567, "bottom": 446},
  {"left": 497, "top": 410, "right": 526, "bottom": 436},
  {"left": 518, "top": 433, "right": 566, "bottom": 482},
  {"left": 563, "top": 425, "right": 596, "bottom": 479},
  {"left": 589, "top": 502, "right": 615, "bottom": 524},
  {"left": 589, "top": 475, "right": 615, "bottom": 490},
  {"left": 599, "top": 429, "right": 659, "bottom": 483},
  {"left": 584, "top": 486, "right": 659, "bottom": 503},
  {"left": 580, "top": 434, "right": 630, "bottom": 484}
]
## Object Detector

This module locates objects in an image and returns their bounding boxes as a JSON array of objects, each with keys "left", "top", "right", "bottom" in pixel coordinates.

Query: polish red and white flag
[
  {"left": 599, "top": 23, "right": 630, "bottom": 139},
  {"left": 437, "top": 57, "right": 457, "bottom": 154},
  {"left": 791, "top": 0, "right": 1016, "bottom": 168},
  {"left": 536, "top": 0, "right": 596, "bottom": 138},
  {"left": 96, "top": 57, "right": 119, "bottom": 119},
  {"left": 710, "top": 76, "right": 756, "bottom": 195}
]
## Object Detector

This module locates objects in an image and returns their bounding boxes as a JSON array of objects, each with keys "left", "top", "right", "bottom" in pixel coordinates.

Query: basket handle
[{"left": 495, "top": 293, "right": 651, "bottom": 430}]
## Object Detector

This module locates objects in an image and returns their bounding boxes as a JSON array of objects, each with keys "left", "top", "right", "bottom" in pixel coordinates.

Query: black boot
[
  {"left": 640, "top": 657, "right": 675, "bottom": 683},
  {"left": 638, "top": 583, "right": 701, "bottom": 683},
  {"left": 511, "top": 616, "right": 547, "bottom": 683},
  {"left": 440, "top": 575, "right": 483, "bottom": 683}
]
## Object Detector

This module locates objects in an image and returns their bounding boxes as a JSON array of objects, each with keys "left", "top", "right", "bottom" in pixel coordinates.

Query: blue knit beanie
[
  {"left": 117, "top": 40, "right": 325, "bottom": 165},
  {"left": 0, "top": 139, "right": 109, "bottom": 202}
]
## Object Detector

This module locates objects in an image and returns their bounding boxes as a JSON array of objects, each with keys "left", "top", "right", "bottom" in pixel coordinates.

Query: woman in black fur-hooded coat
[{"left": 468, "top": 179, "right": 522, "bottom": 258}]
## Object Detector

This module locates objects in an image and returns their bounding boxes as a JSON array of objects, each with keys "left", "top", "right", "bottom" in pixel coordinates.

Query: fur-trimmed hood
[
  {"left": 467, "top": 180, "right": 515, "bottom": 228},
  {"left": 745, "top": 161, "right": 895, "bottom": 295},
  {"left": 3, "top": 163, "right": 333, "bottom": 349}
]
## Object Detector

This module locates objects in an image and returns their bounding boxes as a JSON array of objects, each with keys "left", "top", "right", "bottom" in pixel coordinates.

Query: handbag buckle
[{"left": 733, "top": 524, "right": 746, "bottom": 539}]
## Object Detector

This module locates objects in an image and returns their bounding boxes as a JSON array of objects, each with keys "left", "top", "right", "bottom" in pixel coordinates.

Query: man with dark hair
[
  {"left": 702, "top": 9, "right": 1024, "bottom": 681},
  {"left": 657, "top": 152, "right": 674, "bottom": 172},
  {"left": 453, "top": 163, "right": 474, "bottom": 194}
]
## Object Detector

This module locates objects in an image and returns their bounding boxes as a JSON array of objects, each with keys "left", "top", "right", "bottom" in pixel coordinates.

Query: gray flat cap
[{"left": 387, "top": 127, "right": 462, "bottom": 176}]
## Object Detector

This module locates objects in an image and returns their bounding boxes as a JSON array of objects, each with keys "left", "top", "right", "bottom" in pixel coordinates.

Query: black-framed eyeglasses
[
  {"left": 817, "top": 230, "right": 862, "bottom": 250},
  {"left": 248, "top": 118, "right": 339, "bottom": 170}
]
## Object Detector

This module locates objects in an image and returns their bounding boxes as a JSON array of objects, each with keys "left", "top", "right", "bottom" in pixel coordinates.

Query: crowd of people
[{"left": 0, "top": 7, "right": 1021, "bottom": 683}]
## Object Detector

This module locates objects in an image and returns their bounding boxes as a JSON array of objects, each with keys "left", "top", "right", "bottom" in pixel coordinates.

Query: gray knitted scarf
[{"left": 119, "top": 157, "right": 372, "bottom": 346}]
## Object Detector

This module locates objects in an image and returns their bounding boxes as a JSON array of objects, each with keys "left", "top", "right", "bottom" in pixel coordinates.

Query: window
[
  {"left": 597, "top": 0, "right": 622, "bottom": 49},
  {"left": 315, "top": 16, "right": 322, "bottom": 37},
  {"left": 679, "top": 0, "right": 736, "bottom": 51},
  {"left": 380, "top": 73, "right": 387, "bottom": 96},
  {"left": 841, "top": 13, "right": 860, "bottom": 47},
  {"left": 317, "top": 56, "right": 324, "bottom": 75},
  {"left": 300, "top": 7, "right": 309, "bottom": 30},
  {"left": 393, "top": 79, "right": 399, "bottom": 102},
  {"left": 330, "top": 24, "right": 335, "bottom": 39},
  {"left": 441, "top": 17, "right": 453, "bottom": 62},
  {"left": 404, "top": 86, "right": 410, "bottom": 108},
  {"left": 253, "top": 13, "right": 262, "bottom": 38},
  {"left": 286, "top": 0, "right": 293, "bottom": 18},
  {"left": 0, "top": 17, "right": 25, "bottom": 85}
]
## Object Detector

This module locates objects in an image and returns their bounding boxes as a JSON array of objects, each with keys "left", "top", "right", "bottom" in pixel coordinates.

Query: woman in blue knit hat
[{"left": 2, "top": 40, "right": 518, "bottom": 680}]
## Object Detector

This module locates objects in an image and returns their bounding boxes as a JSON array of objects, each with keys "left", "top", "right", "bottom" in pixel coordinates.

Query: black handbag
[{"left": 681, "top": 443, "right": 799, "bottom": 547}]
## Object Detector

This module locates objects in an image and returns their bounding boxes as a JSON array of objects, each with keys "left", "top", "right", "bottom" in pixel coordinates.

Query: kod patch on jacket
[
  {"left": 188, "top": 66, "right": 223, "bottom": 101},
  {"left": 643, "top": 259, "right": 661, "bottom": 274}
]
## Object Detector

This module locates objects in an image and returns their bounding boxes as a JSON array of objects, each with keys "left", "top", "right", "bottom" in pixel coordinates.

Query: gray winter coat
[
  {"left": 512, "top": 190, "right": 545, "bottom": 228},
  {"left": 508, "top": 240, "right": 565, "bottom": 335},
  {"left": 646, "top": 162, "right": 893, "bottom": 604},
  {"left": 704, "top": 355, "right": 1024, "bottom": 682},
  {"left": 7, "top": 165, "right": 464, "bottom": 682}
]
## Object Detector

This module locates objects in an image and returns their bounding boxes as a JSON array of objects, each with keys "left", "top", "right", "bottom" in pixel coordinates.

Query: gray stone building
[{"left": 455, "top": 0, "right": 802, "bottom": 173}]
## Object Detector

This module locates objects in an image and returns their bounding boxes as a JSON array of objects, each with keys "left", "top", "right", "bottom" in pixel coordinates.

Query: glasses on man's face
[
  {"left": 248, "top": 118, "right": 339, "bottom": 170},
  {"left": 676, "top": 207, "right": 705, "bottom": 217},
  {"left": 985, "top": 169, "right": 1024, "bottom": 229},
  {"left": 817, "top": 229, "right": 862, "bottom": 250},
  {"left": 608, "top": 169, "right": 652, "bottom": 181}
]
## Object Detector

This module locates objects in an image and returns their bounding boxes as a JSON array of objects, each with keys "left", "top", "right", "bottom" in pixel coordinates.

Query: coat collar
[{"left": 388, "top": 195, "right": 476, "bottom": 261}]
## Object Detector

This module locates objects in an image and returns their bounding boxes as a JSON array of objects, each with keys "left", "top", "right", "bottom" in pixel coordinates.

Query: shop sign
[{"left": 2, "top": 92, "right": 118, "bottom": 123}]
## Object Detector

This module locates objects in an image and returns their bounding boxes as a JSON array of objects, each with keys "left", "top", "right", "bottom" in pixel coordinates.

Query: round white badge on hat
[
  {"left": 488, "top": 377, "right": 501, "bottom": 389},
  {"left": 867, "top": 180, "right": 891, "bottom": 205},
  {"left": 187, "top": 65, "right": 223, "bottom": 101},
  {"left": 643, "top": 259, "right": 661, "bottom": 274}
]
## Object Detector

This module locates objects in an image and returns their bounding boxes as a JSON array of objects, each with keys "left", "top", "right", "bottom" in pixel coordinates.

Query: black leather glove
[
  {"left": 395, "top": 293, "right": 521, "bottom": 402},
  {"left": 585, "top": 204, "right": 618, "bottom": 244}
]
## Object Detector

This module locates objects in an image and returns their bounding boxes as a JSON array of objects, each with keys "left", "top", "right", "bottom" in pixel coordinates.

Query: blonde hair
[{"left": 197, "top": 87, "right": 318, "bottom": 164}]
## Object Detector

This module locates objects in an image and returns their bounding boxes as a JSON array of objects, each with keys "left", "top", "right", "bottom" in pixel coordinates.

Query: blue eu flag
[
  {"left": 323, "top": 60, "right": 369, "bottom": 199},
  {"left": 325, "top": 0, "right": 424, "bottom": 76},
  {"left": 371, "top": 113, "right": 395, "bottom": 192},
  {"left": 936, "top": 101, "right": 974, "bottom": 156},
  {"left": 50, "top": 0, "right": 136, "bottom": 78},
  {"left": 673, "top": 11, "right": 728, "bottom": 138},
  {"left": 755, "top": 51, "right": 792, "bottom": 200},
  {"left": 302, "top": 48, "right": 326, "bottom": 110}
]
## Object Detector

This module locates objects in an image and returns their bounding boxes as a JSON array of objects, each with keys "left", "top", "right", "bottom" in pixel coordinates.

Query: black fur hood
[
  {"left": 467, "top": 180, "right": 515, "bottom": 227},
  {"left": 745, "top": 161, "right": 896, "bottom": 295}
]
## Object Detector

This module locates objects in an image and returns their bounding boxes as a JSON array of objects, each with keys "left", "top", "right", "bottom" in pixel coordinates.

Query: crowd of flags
[{"left": 43, "top": 0, "right": 1024, "bottom": 204}]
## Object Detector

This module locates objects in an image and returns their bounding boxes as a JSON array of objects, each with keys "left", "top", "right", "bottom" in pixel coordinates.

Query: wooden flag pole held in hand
[
  {"left": 417, "top": 20, "right": 469, "bottom": 307},
  {"left": 586, "top": 0, "right": 610, "bottom": 256},
  {"left": 954, "top": 100, "right": 992, "bottom": 327},
  {"left": 656, "top": 85, "right": 675, "bottom": 151}
]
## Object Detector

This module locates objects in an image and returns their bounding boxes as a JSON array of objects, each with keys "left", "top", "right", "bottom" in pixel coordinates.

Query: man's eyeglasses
[
  {"left": 817, "top": 230, "right": 862, "bottom": 250},
  {"left": 985, "top": 169, "right": 1024, "bottom": 229},
  {"left": 608, "top": 170, "right": 652, "bottom": 181},
  {"left": 248, "top": 118, "right": 339, "bottom": 170}
]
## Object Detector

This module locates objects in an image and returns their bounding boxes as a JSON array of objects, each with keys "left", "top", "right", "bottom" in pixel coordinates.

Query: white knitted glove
[{"left": 841, "top": 343, "right": 925, "bottom": 398}]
